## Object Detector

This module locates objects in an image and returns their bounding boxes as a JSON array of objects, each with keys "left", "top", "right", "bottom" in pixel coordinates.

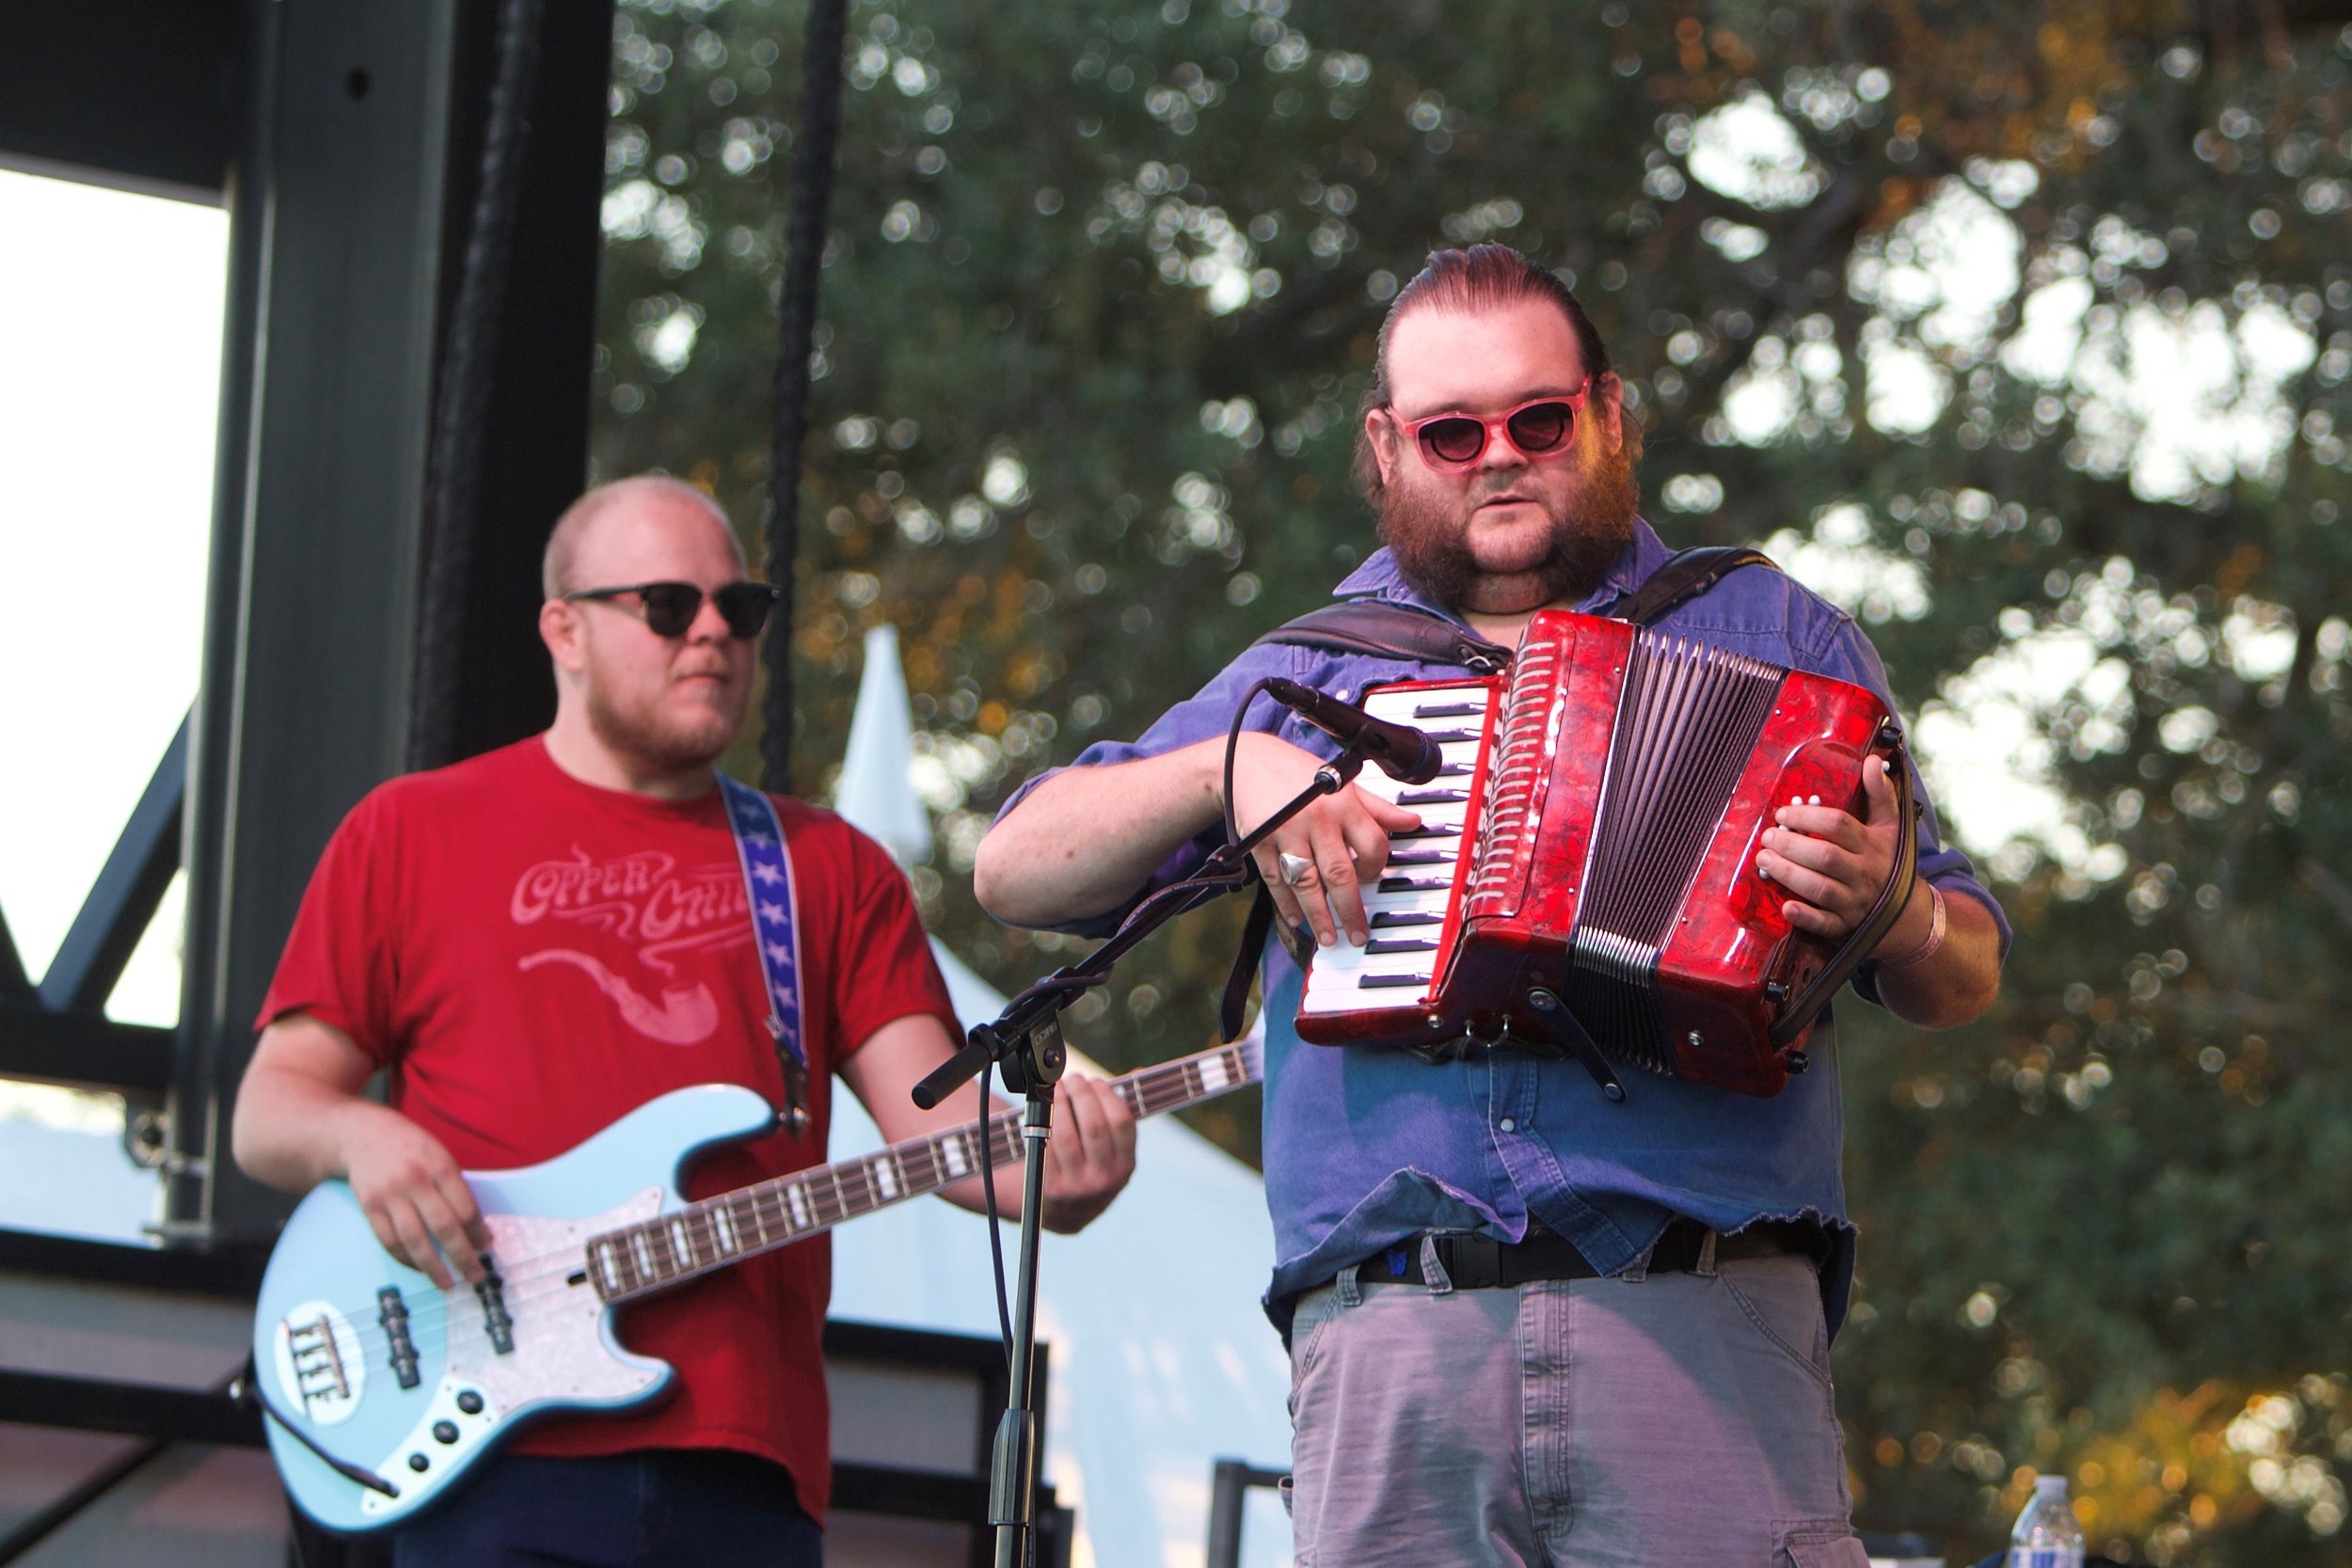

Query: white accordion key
[{"left": 1296, "top": 682, "right": 1494, "bottom": 1017}]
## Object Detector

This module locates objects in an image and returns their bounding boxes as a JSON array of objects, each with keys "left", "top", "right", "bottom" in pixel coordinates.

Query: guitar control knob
[
  {"left": 434, "top": 1421, "right": 459, "bottom": 1445},
  {"left": 408, "top": 1453, "right": 430, "bottom": 1473},
  {"left": 455, "top": 1390, "right": 485, "bottom": 1416}
]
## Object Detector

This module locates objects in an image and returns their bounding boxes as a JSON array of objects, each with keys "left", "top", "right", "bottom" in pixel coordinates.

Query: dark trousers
[{"left": 383, "top": 1449, "right": 822, "bottom": 1568}]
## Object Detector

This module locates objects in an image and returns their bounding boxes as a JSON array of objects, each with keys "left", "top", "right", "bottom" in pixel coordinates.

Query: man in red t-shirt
[{"left": 233, "top": 475, "right": 1136, "bottom": 1566}]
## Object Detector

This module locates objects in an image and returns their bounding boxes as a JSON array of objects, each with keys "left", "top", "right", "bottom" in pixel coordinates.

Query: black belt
[{"left": 1355, "top": 1218, "right": 1817, "bottom": 1291}]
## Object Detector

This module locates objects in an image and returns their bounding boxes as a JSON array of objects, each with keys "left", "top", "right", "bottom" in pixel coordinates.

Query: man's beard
[
  {"left": 586, "top": 680, "right": 740, "bottom": 773},
  {"left": 1377, "top": 442, "right": 1640, "bottom": 614}
]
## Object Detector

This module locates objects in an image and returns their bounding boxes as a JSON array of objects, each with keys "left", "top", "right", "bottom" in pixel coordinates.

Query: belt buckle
[
  {"left": 1436, "top": 1232, "right": 1502, "bottom": 1290},
  {"left": 1402, "top": 1034, "right": 1474, "bottom": 1065}
]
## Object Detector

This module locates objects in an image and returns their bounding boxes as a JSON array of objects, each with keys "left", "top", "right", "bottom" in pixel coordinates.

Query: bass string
[
  {"left": 300, "top": 1147, "right": 937, "bottom": 1360},
  {"left": 278, "top": 1047, "right": 1261, "bottom": 1366}
]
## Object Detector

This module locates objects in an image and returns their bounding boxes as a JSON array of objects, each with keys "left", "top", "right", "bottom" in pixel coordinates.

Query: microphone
[{"left": 1263, "top": 678, "right": 1445, "bottom": 784}]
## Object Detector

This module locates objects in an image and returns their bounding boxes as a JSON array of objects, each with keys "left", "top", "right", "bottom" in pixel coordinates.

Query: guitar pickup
[
  {"left": 377, "top": 1286, "right": 421, "bottom": 1390},
  {"left": 474, "top": 1260, "right": 515, "bottom": 1355}
]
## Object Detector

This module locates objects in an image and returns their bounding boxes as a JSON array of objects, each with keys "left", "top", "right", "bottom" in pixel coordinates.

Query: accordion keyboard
[{"left": 1296, "top": 681, "right": 1499, "bottom": 1018}]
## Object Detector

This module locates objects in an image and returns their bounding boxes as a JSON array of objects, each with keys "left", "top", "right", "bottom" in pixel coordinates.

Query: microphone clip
[{"left": 1262, "top": 677, "right": 1444, "bottom": 784}]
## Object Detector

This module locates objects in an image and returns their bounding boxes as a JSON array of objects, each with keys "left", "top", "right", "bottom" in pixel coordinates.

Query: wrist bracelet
[{"left": 1878, "top": 881, "right": 1947, "bottom": 971}]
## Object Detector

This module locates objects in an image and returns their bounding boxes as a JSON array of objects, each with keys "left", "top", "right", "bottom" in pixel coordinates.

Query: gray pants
[{"left": 1286, "top": 1238, "right": 1870, "bottom": 1568}]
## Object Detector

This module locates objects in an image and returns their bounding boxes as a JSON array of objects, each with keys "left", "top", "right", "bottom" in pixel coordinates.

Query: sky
[
  {"left": 0, "top": 167, "right": 225, "bottom": 1232},
  {"left": 0, "top": 169, "right": 223, "bottom": 1022}
]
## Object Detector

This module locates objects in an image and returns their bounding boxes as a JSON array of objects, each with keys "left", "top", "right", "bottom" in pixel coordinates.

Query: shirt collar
[{"left": 1330, "top": 515, "right": 1674, "bottom": 623}]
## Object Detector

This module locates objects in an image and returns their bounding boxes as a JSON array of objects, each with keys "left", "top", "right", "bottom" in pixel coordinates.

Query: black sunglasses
[{"left": 562, "top": 580, "right": 781, "bottom": 640}]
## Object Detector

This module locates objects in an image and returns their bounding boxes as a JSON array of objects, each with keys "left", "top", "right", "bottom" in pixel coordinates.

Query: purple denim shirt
[{"left": 998, "top": 518, "right": 2009, "bottom": 1333}]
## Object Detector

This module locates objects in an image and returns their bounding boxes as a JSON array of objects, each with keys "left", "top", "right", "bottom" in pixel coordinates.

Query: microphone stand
[{"left": 911, "top": 744, "right": 1375, "bottom": 1568}]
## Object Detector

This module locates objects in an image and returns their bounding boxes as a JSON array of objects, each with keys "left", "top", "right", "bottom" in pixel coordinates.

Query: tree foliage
[{"left": 589, "top": 2, "right": 2352, "bottom": 1560}]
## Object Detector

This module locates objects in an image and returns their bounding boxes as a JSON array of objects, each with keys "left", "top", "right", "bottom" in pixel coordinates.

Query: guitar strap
[{"left": 718, "top": 774, "right": 812, "bottom": 1133}]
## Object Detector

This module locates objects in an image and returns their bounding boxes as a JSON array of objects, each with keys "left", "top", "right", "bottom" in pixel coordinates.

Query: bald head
[{"left": 543, "top": 475, "right": 740, "bottom": 600}]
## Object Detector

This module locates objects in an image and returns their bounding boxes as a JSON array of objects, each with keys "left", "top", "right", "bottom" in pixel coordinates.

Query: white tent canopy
[
  {"left": 834, "top": 625, "right": 932, "bottom": 867},
  {"left": 829, "top": 631, "right": 1293, "bottom": 1568}
]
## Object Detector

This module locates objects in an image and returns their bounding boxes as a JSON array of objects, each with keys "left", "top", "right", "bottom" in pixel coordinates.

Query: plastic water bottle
[{"left": 2008, "top": 1474, "right": 2086, "bottom": 1568}]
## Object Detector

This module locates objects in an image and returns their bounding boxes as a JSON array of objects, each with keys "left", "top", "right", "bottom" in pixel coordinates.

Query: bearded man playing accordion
[{"left": 977, "top": 244, "right": 2005, "bottom": 1568}]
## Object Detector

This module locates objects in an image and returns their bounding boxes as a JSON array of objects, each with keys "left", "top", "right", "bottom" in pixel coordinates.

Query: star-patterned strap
[{"left": 717, "top": 774, "right": 810, "bottom": 1132}]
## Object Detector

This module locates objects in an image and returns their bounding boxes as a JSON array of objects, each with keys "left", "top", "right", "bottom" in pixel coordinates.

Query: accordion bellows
[{"left": 1295, "top": 609, "right": 1904, "bottom": 1097}]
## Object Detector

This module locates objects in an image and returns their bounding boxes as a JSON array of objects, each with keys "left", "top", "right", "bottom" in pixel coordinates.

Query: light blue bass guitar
[{"left": 251, "top": 1037, "right": 1261, "bottom": 1532}]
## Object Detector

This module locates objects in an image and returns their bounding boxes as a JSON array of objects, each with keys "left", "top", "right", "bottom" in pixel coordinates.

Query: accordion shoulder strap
[
  {"left": 1250, "top": 600, "right": 1512, "bottom": 672},
  {"left": 1250, "top": 546, "right": 1780, "bottom": 668},
  {"left": 1219, "top": 885, "right": 1277, "bottom": 1043},
  {"left": 1607, "top": 546, "right": 1779, "bottom": 626}
]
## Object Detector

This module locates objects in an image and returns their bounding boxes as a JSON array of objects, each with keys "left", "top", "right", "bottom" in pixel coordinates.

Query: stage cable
[
  {"left": 411, "top": 0, "right": 548, "bottom": 772},
  {"left": 761, "top": 0, "right": 850, "bottom": 795}
]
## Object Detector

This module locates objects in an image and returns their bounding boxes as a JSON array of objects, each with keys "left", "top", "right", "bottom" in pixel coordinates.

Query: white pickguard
[{"left": 356, "top": 1191, "right": 667, "bottom": 1514}]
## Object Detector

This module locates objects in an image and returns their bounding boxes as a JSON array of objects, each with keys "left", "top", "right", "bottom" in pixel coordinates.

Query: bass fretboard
[{"left": 581, "top": 1037, "right": 1262, "bottom": 1303}]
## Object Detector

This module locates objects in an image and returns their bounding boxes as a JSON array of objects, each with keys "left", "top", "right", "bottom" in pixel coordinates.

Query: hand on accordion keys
[
  {"left": 1229, "top": 731, "right": 1425, "bottom": 949},
  {"left": 1755, "top": 753, "right": 1923, "bottom": 950}
]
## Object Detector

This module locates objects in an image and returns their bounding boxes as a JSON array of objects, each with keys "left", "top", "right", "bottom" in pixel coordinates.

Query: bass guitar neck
[{"left": 580, "top": 1037, "right": 1265, "bottom": 1304}]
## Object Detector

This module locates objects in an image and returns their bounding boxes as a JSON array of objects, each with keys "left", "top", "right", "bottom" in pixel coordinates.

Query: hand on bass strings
[
  {"left": 335, "top": 1104, "right": 497, "bottom": 1289},
  {"left": 1755, "top": 755, "right": 1919, "bottom": 946},
  {"left": 1226, "top": 732, "right": 1422, "bottom": 948},
  {"left": 233, "top": 1013, "right": 496, "bottom": 1290}
]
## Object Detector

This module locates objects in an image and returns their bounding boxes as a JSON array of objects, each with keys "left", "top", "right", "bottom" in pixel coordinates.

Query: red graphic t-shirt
[{"left": 256, "top": 737, "right": 958, "bottom": 1525}]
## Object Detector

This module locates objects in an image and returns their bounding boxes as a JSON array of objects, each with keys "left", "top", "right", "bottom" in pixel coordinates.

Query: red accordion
[{"left": 1294, "top": 609, "right": 1914, "bottom": 1096}]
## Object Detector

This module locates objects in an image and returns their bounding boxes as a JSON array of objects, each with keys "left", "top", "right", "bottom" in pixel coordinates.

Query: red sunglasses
[{"left": 1395, "top": 386, "right": 1591, "bottom": 472}]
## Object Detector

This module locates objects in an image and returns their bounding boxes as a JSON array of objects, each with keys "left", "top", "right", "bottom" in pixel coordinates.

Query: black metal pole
[
  {"left": 761, "top": 0, "right": 849, "bottom": 795},
  {"left": 411, "top": 0, "right": 546, "bottom": 772},
  {"left": 987, "top": 1087, "right": 1057, "bottom": 1567},
  {"left": 1205, "top": 1459, "right": 1288, "bottom": 1568}
]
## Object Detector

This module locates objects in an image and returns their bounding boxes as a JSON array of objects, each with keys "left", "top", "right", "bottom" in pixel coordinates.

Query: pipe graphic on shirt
[
  {"left": 516, "top": 951, "right": 720, "bottom": 1045},
  {"left": 511, "top": 847, "right": 751, "bottom": 1045}
]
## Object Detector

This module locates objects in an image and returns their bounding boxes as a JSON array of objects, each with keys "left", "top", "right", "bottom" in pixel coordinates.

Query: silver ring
[{"left": 1278, "top": 852, "right": 1314, "bottom": 887}]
